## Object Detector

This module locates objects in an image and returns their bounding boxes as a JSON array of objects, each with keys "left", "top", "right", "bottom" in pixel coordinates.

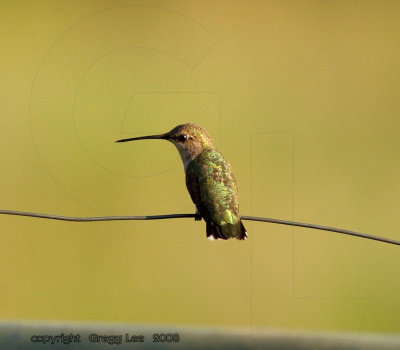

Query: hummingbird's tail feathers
[
  {"left": 238, "top": 220, "right": 248, "bottom": 240},
  {"left": 206, "top": 220, "right": 248, "bottom": 241}
]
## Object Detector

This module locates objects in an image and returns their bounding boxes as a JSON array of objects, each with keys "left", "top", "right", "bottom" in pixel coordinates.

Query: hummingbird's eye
[{"left": 178, "top": 134, "right": 188, "bottom": 142}]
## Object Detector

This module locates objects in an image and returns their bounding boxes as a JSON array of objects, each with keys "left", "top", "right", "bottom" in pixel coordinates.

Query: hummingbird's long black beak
[{"left": 115, "top": 133, "right": 167, "bottom": 143}]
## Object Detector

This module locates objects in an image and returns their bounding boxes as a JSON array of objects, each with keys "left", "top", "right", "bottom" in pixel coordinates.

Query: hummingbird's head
[
  {"left": 164, "top": 123, "right": 215, "bottom": 169},
  {"left": 116, "top": 123, "right": 215, "bottom": 170}
]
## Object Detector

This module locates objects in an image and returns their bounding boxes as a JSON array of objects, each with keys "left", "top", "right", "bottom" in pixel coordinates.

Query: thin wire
[
  {"left": 0, "top": 209, "right": 399, "bottom": 246},
  {"left": 240, "top": 215, "right": 400, "bottom": 246}
]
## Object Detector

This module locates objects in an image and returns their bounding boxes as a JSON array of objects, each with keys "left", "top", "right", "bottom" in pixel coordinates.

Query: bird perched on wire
[{"left": 116, "top": 123, "right": 247, "bottom": 241}]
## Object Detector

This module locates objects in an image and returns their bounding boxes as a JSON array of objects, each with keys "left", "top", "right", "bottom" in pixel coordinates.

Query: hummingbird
[{"left": 116, "top": 123, "right": 247, "bottom": 240}]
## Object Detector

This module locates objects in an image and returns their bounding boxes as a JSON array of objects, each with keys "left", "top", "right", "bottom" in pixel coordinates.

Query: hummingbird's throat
[{"left": 173, "top": 143, "right": 195, "bottom": 170}]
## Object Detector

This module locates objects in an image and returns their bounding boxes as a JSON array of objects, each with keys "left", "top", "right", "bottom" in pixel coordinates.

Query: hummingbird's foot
[{"left": 194, "top": 209, "right": 202, "bottom": 221}]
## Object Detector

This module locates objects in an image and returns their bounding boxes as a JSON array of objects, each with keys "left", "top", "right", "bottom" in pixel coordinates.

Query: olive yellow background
[{"left": 1, "top": 0, "right": 399, "bottom": 332}]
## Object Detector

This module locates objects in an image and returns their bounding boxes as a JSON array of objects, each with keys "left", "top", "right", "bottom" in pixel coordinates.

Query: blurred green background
[{"left": 1, "top": 0, "right": 399, "bottom": 332}]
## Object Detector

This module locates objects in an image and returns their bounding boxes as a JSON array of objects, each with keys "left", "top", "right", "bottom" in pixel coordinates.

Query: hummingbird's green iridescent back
[{"left": 186, "top": 149, "right": 247, "bottom": 240}]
